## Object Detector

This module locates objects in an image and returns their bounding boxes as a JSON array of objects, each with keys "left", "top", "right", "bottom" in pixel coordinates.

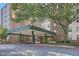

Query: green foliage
[
  {"left": 12, "top": 3, "right": 79, "bottom": 40},
  {"left": 0, "top": 27, "right": 8, "bottom": 40},
  {"left": 48, "top": 4, "right": 78, "bottom": 40},
  {"left": 12, "top": 3, "right": 78, "bottom": 26},
  {"left": 49, "top": 4, "right": 78, "bottom": 25},
  {"left": 56, "top": 40, "right": 70, "bottom": 43},
  {"left": 12, "top": 3, "right": 52, "bottom": 23}
]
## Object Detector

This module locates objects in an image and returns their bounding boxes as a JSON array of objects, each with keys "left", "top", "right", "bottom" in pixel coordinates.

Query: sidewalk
[{"left": 33, "top": 44, "right": 79, "bottom": 50}]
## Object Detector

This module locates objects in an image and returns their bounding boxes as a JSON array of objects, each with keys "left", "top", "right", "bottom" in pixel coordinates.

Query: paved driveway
[{"left": 0, "top": 44, "right": 79, "bottom": 56}]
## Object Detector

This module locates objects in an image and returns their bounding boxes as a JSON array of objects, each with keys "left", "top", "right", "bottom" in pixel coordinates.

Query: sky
[{"left": 0, "top": 3, "right": 6, "bottom": 9}]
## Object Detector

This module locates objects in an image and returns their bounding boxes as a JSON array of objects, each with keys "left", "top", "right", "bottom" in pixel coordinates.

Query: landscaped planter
[{"left": 69, "top": 40, "right": 79, "bottom": 46}]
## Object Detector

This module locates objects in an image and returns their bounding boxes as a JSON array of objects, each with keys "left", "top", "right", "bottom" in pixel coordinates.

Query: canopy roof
[{"left": 8, "top": 25, "right": 56, "bottom": 35}]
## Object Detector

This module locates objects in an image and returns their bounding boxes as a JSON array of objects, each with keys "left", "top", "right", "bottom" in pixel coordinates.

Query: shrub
[
  {"left": 56, "top": 40, "right": 62, "bottom": 43},
  {"left": 63, "top": 40, "right": 70, "bottom": 43},
  {"left": 56, "top": 40, "right": 70, "bottom": 43},
  {"left": 0, "top": 27, "right": 7, "bottom": 40}
]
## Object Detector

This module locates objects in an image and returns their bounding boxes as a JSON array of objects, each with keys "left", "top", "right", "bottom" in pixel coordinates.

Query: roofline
[{"left": 8, "top": 25, "right": 56, "bottom": 35}]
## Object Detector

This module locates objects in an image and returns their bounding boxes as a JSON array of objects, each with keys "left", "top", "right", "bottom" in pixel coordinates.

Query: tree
[
  {"left": 12, "top": 3, "right": 50, "bottom": 24},
  {"left": 48, "top": 3, "right": 78, "bottom": 40},
  {"left": 12, "top": 3, "right": 79, "bottom": 40},
  {"left": 0, "top": 26, "right": 8, "bottom": 43}
]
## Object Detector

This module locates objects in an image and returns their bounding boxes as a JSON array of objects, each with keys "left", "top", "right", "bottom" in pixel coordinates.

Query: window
[
  {"left": 76, "top": 17, "right": 79, "bottom": 23},
  {"left": 76, "top": 19, "right": 79, "bottom": 23},
  {"left": 77, "top": 9, "right": 79, "bottom": 14},
  {"left": 5, "top": 15, "right": 7, "bottom": 18},
  {"left": 76, "top": 26, "right": 79, "bottom": 32},
  {"left": 68, "top": 35, "right": 72, "bottom": 40},
  {"left": 54, "top": 30, "right": 56, "bottom": 33},
  {"left": 77, "top": 35, "right": 79, "bottom": 40},
  {"left": 4, "top": 4, "right": 7, "bottom": 10},
  {"left": 48, "top": 25, "right": 50, "bottom": 28},
  {"left": 4, "top": 20, "right": 7, "bottom": 23},
  {"left": 5, "top": 9, "right": 7, "bottom": 13},
  {"left": 68, "top": 27, "right": 72, "bottom": 32},
  {"left": 5, "top": 25, "right": 7, "bottom": 27},
  {"left": 54, "top": 23, "right": 56, "bottom": 26}
]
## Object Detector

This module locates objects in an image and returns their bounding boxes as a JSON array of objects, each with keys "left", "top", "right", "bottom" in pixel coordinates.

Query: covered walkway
[{"left": 7, "top": 25, "right": 56, "bottom": 44}]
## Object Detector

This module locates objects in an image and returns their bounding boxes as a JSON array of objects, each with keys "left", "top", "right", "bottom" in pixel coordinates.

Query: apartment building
[
  {"left": 41, "top": 19, "right": 50, "bottom": 30},
  {"left": 68, "top": 17, "right": 79, "bottom": 40},
  {"left": 40, "top": 19, "right": 64, "bottom": 40},
  {"left": 0, "top": 3, "right": 11, "bottom": 30},
  {"left": 68, "top": 6, "right": 79, "bottom": 41}
]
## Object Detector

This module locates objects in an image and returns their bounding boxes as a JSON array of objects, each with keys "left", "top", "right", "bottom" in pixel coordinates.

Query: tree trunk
[
  {"left": 57, "top": 20, "right": 68, "bottom": 40},
  {"left": 62, "top": 26, "right": 68, "bottom": 40}
]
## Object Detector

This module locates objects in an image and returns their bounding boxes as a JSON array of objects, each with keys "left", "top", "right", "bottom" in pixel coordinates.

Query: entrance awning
[{"left": 8, "top": 25, "right": 56, "bottom": 35}]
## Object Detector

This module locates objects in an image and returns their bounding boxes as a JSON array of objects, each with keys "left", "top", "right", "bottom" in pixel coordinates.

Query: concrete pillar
[
  {"left": 32, "top": 31, "right": 35, "bottom": 44},
  {"left": 40, "top": 37, "right": 43, "bottom": 44},
  {"left": 45, "top": 34, "right": 47, "bottom": 43},
  {"left": 19, "top": 33, "right": 22, "bottom": 44}
]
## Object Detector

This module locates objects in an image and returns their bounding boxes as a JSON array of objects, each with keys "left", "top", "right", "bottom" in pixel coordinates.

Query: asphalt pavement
[{"left": 0, "top": 44, "right": 79, "bottom": 56}]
